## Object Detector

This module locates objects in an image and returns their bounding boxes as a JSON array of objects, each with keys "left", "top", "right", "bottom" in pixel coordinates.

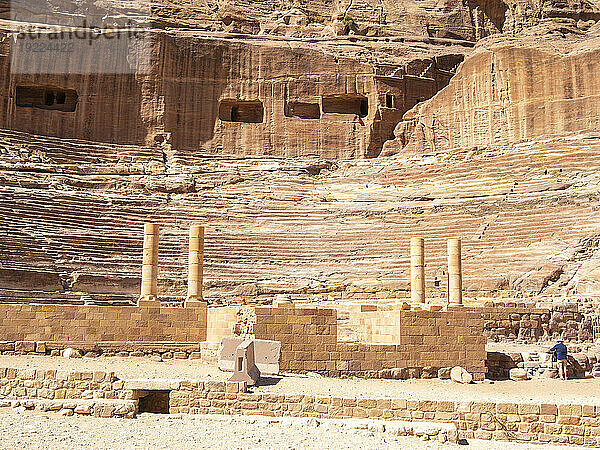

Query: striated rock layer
[
  {"left": 2, "top": 7, "right": 600, "bottom": 307},
  {"left": 2, "top": 127, "right": 600, "bottom": 305}
]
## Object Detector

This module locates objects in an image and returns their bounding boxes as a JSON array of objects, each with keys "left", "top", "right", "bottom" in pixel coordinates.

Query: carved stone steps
[{"left": 2, "top": 129, "right": 600, "bottom": 302}]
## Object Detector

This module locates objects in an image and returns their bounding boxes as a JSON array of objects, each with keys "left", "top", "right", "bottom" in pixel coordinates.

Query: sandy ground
[
  {"left": 0, "top": 355, "right": 227, "bottom": 380},
  {"left": 0, "top": 409, "right": 587, "bottom": 450},
  {"left": 486, "top": 342, "right": 600, "bottom": 354},
  {"left": 257, "top": 374, "right": 600, "bottom": 404},
  {"left": 1, "top": 355, "right": 599, "bottom": 404}
]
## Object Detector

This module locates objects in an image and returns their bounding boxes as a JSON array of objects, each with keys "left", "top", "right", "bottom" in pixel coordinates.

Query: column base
[
  {"left": 138, "top": 295, "right": 159, "bottom": 306},
  {"left": 185, "top": 296, "right": 204, "bottom": 307},
  {"left": 272, "top": 299, "right": 294, "bottom": 308}
]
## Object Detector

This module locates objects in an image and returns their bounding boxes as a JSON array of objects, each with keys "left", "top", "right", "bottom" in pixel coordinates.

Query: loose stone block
[{"left": 15, "top": 341, "right": 36, "bottom": 352}]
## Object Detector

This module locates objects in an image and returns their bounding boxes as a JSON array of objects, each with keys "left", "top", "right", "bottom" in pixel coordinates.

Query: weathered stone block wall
[
  {"left": 0, "top": 300, "right": 207, "bottom": 344},
  {"left": 253, "top": 305, "right": 486, "bottom": 379},
  {"left": 473, "top": 303, "right": 591, "bottom": 342},
  {"left": 342, "top": 304, "right": 401, "bottom": 344},
  {"left": 3, "top": 367, "right": 599, "bottom": 445},
  {"left": 206, "top": 306, "right": 241, "bottom": 343},
  {"left": 399, "top": 308, "right": 486, "bottom": 378},
  {"left": 341, "top": 302, "right": 593, "bottom": 345},
  {"left": 0, "top": 367, "right": 137, "bottom": 417},
  {"left": 471, "top": 305, "right": 551, "bottom": 341},
  {"left": 171, "top": 380, "right": 600, "bottom": 447},
  {"left": 0, "top": 367, "right": 120, "bottom": 400},
  {"left": 206, "top": 305, "right": 256, "bottom": 343}
]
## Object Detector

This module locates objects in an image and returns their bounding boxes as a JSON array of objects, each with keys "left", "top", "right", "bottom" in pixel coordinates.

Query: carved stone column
[
  {"left": 410, "top": 237, "right": 425, "bottom": 304},
  {"left": 187, "top": 225, "right": 204, "bottom": 303},
  {"left": 448, "top": 238, "right": 463, "bottom": 306},
  {"left": 140, "top": 223, "right": 159, "bottom": 301}
]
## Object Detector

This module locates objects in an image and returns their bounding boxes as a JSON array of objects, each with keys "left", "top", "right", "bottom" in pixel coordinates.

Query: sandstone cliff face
[
  {"left": 2, "top": 3, "right": 600, "bottom": 307},
  {"left": 6, "top": 0, "right": 599, "bottom": 41},
  {"left": 0, "top": 28, "right": 466, "bottom": 159},
  {"left": 385, "top": 23, "right": 600, "bottom": 154},
  {"left": 152, "top": 0, "right": 600, "bottom": 41}
]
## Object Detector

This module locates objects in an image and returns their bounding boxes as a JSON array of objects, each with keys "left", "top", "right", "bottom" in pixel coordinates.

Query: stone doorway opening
[
  {"left": 137, "top": 390, "right": 170, "bottom": 414},
  {"left": 322, "top": 94, "right": 368, "bottom": 117},
  {"left": 16, "top": 85, "right": 78, "bottom": 112},
  {"left": 218, "top": 99, "right": 264, "bottom": 123}
]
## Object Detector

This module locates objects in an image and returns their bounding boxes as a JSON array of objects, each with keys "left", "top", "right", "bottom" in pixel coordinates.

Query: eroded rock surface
[
  {"left": 385, "top": 21, "right": 600, "bottom": 155},
  {"left": 3, "top": 127, "right": 600, "bottom": 304},
  {"left": 1, "top": 2, "right": 600, "bottom": 306}
]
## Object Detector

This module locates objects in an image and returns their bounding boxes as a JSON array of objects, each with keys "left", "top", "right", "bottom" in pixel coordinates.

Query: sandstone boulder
[
  {"left": 74, "top": 404, "right": 92, "bottom": 414},
  {"left": 450, "top": 366, "right": 473, "bottom": 384},
  {"left": 391, "top": 368, "right": 408, "bottom": 380},
  {"left": 61, "top": 348, "right": 82, "bottom": 358},
  {"left": 571, "top": 353, "right": 590, "bottom": 371},
  {"left": 48, "top": 401, "right": 63, "bottom": 411},
  {"left": 541, "top": 368, "right": 558, "bottom": 378},
  {"left": 421, "top": 366, "right": 437, "bottom": 378},
  {"left": 35, "top": 342, "right": 46, "bottom": 353},
  {"left": 21, "top": 400, "right": 34, "bottom": 409},
  {"left": 509, "top": 368, "right": 528, "bottom": 381},
  {"left": 437, "top": 367, "right": 452, "bottom": 379},
  {"left": 0, "top": 342, "right": 15, "bottom": 351},
  {"left": 15, "top": 341, "right": 35, "bottom": 352}
]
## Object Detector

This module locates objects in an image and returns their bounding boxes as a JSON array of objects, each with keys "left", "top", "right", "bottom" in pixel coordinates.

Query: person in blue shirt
[{"left": 548, "top": 339, "right": 568, "bottom": 380}]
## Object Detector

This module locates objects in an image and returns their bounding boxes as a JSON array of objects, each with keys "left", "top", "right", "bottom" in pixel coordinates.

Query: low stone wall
[
  {"left": 0, "top": 367, "right": 137, "bottom": 417},
  {"left": 0, "top": 367, "right": 127, "bottom": 400},
  {"left": 487, "top": 350, "right": 600, "bottom": 380},
  {"left": 2, "top": 366, "right": 599, "bottom": 446},
  {"left": 170, "top": 381, "right": 600, "bottom": 446},
  {"left": 0, "top": 341, "right": 221, "bottom": 362},
  {"left": 0, "top": 299, "right": 207, "bottom": 344},
  {"left": 253, "top": 304, "right": 486, "bottom": 380}
]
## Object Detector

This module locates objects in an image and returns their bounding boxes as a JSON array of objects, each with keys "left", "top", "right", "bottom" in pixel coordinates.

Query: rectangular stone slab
[{"left": 218, "top": 337, "right": 281, "bottom": 376}]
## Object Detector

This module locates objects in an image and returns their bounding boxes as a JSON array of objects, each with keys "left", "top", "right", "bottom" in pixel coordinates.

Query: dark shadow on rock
[{"left": 256, "top": 376, "right": 283, "bottom": 387}]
